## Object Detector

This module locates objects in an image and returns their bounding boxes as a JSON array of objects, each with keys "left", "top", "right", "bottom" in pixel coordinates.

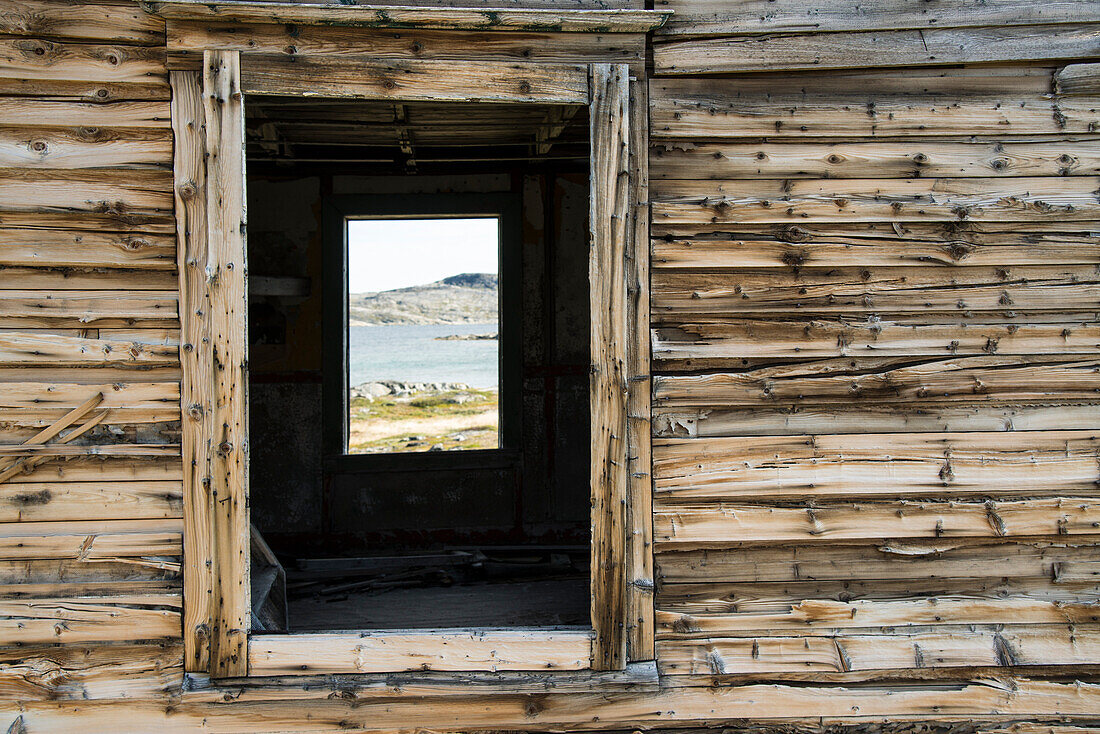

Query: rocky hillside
[{"left": 349, "top": 273, "right": 498, "bottom": 325}]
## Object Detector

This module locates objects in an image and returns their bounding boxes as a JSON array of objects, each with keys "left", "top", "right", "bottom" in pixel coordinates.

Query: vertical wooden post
[
  {"left": 203, "top": 48, "right": 250, "bottom": 678},
  {"left": 589, "top": 63, "right": 631, "bottom": 671},
  {"left": 625, "top": 75, "right": 654, "bottom": 662},
  {"left": 170, "top": 69, "right": 215, "bottom": 673}
]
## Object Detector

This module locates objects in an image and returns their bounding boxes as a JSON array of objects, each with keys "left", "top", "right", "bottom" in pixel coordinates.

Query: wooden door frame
[{"left": 171, "top": 50, "right": 650, "bottom": 678}]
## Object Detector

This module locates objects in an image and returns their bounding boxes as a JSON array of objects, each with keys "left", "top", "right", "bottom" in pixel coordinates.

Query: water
[{"left": 348, "top": 323, "right": 498, "bottom": 389}]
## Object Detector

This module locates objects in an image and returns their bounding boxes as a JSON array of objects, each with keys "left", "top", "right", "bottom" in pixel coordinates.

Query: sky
[{"left": 347, "top": 217, "right": 499, "bottom": 293}]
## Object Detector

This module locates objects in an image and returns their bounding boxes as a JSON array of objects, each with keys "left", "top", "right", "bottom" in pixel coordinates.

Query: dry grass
[{"left": 348, "top": 389, "right": 498, "bottom": 453}]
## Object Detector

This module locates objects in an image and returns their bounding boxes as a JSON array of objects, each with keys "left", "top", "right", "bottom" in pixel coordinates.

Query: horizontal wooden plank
[
  {"left": 653, "top": 315, "right": 1100, "bottom": 364},
  {"left": 0, "top": 642, "right": 182, "bottom": 701},
  {"left": 148, "top": 1, "right": 669, "bottom": 32},
  {"left": 653, "top": 402, "right": 1100, "bottom": 438},
  {"left": 653, "top": 265, "right": 1100, "bottom": 316},
  {"left": 0, "top": 228, "right": 175, "bottom": 270},
  {"left": 0, "top": 444, "right": 179, "bottom": 458},
  {"left": 0, "top": 125, "right": 172, "bottom": 169},
  {"left": 651, "top": 140, "right": 1100, "bottom": 180},
  {"left": 652, "top": 24, "right": 1100, "bottom": 75},
  {"left": 0, "top": 595, "right": 180, "bottom": 644},
  {"left": 0, "top": 209, "right": 179, "bottom": 235},
  {"left": 241, "top": 55, "right": 589, "bottom": 105},
  {"left": 651, "top": 177, "right": 1100, "bottom": 224},
  {"left": 653, "top": 356, "right": 1100, "bottom": 408},
  {"left": 653, "top": 431, "right": 1100, "bottom": 502},
  {"left": 0, "top": 290, "right": 179, "bottom": 328},
  {"left": 0, "top": 268, "right": 176, "bottom": 291},
  {"left": 6, "top": 678, "right": 1100, "bottom": 730},
  {"left": 651, "top": 82, "right": 1100, "bottom": 138},
  {"left": 166, "top": 21, "right": 643, "bottom": 68},
  {"left": 653, "top": 0, "right": 1100, "bottom": 36},
  {"left": 0, "top": 480, "right": 182, "bottom": 522},
  {"left": 656, "top": 625, "right": 1100, "bottom": 675},
  {"left": 0, "top": 99, "right": 171, "bottom": 129},
  {"left": 652, "top": 224, "right": 1100, "bottom": 268},
  {"left": 1056, "top": 63, "right": 1100, "bottom": 96},
  {"left": 248, "top": 629, "right": 594, "bottom": 675},
  {"left": 0, "top": 381, "right": 179, "bottom": 415},
  {"left": 0, "top": 38, "right": 168, "bottom": 99},
  {"left": 656, "top": 537, "right": 1100, "bottom": 584},
  {"left": 0, "top": 332, "right": 178, "bottom": 366},
  {"left": 0, "top": 168, "right": 174, "bottom": 221},
  {"left": 654, "top": 497, "right": 1100, "bottom": 546},
  {"left": 0, "top": 0, "right": 166, "bottom": 44},
  {"left": 659, "top": 576, "right": 1099, "bottom": 615},
  {"left": 0, "top": 457, "right": 181, "bottom": 484},
  {"left": 0, "top": 518, "right": 182, "bottom": 560},
  {"left": 0, "top": 577, "right": 179, "bottom": 600},
  {"left": 0, "top": 557, "right": 180, "bottom": 585},
  {"left": 657, "top": 596, "right": 1100, "bottom": 637}
]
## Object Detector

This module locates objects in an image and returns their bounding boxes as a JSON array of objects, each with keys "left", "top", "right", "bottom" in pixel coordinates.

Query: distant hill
[{"left": 349, "top": 272, "right": 498, "bottom": 326}]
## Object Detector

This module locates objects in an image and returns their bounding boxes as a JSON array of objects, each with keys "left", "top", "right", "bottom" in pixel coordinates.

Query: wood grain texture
[
  {"left": 0, "top": 595, "right": 180, "bottom": 644},
  {"left": 0, "top": 480, "right": 183, "bottom": 522},
  {"left": 653, "top": 24, "right": 1100, "bottom": 75},
  {"left": 202, "top": 49, "right": 249, "bottom": 679},
  {"left": 651, "top": 141, "right": 1100, "bottom": 180},
  {"left": 170, "top": 68, "right": 214, "bottom": 675},
  {"left": 625, "top": 75, "right": 654, "bottom": 663},
  {"left": 0, "top": 38, "right": 168, "bottom": 99},
  {"left": 146, "top": 1, "right": 669, "bottom": 32},
  {"left": 653, "top": 0, "right": 1100, "bottom": 36},
  {"left": 241, "top": 55, "right": 590, "bottom": 105},
  {"left": 0, "top": 642, "right": 183, "bottom": 701},
  {"left": 0, "top": 125, "right": 172, "bottom": 169},
  {"left": 249, "top": 629, "right": 594, "bottom": 675},
  {"left": 0, "top": 519, "right": 182, "bottom": 561},
  {"left": 1056, "top": 63, "right": 1100, "bottom": 96},
  {"left": 653, "top": 431, "right": 1100, "bottom": 502},
  {"left": 166, "top": 21, "right": 644, "bottom": 67},
  {"left": 0, "top": 228, "right": 175, "bottom": 269},
  {"left": 650, "top": 81, "right": 1100, "bottom": 139},
  {"left": 0, "top": 0, "right": 166, "bottom": 44},
  {"left": 589, "top": 63, "right": 631, "bottom": 671}
]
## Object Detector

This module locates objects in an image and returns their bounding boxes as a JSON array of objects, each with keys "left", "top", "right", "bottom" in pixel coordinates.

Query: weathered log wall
[
  {"left": 1, "top": 0, "right": 1099, "bottom": 730},
  {"left": 649, "top": 0, "right": 1100, "bottom": 688},
  {"left": 0, "top": 0, "right": 186, "bottom": 704}
]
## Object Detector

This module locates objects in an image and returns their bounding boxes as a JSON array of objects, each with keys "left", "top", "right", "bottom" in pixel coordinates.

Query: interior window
[{"left": 346, "top": 217, "right": 501, "bottom": 454}]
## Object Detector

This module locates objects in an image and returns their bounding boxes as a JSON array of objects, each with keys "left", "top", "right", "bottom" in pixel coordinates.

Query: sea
[{"left": 348, "top": 323, "right": 499, "bottom": 389}]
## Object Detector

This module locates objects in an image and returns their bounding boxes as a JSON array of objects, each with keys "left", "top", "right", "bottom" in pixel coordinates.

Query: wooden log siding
[{"left": 647, "top": 0, "right": 1100, "bottom": 696}]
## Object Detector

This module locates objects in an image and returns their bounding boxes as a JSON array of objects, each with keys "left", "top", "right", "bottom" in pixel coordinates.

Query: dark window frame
[{"left": 321, "top": 192, "right": 524, "bottom": 474}]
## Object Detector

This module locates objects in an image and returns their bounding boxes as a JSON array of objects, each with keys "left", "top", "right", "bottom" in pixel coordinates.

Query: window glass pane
[{"left": 346, "top": 217, "right": 500, "bottom": 454}]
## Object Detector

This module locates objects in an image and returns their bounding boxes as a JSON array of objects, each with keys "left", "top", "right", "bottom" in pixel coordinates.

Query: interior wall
[{"left": 246, "top": 168, "right": 591, "bottom": 555}]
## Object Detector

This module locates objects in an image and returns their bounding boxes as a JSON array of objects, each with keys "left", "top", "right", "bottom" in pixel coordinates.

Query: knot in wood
[
  {"left": 218, "top": 440, "right": 234, "bottom": 455},
  {"left": 518, "top": 80, "right": 532, "bottom": 94}
]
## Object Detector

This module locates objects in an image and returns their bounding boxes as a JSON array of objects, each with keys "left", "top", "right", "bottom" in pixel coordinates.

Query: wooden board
[
  {"left": 0, "top": 518, "right": 182, "bottom": 560},
  {"left": 0, "top": 595, "right": 180, "bottom": 644},
  {"left": 249, "top": 629, "right": 594, "bottom": 675},
  {"left": 651, "top": 141, "right": 1100, "bottom": 180},
  {"left": 0, "top": 642, "right": 183, "bottom": 701},
  {"left": 1056, "top": 63, "right": 1100, "bottom": 96},
  {"left": 653, "top": 24, "right": 1100, "bottom": 75},
  {"left": 589, "top": 63, "right": 631, "bottom": 670},
  {"left": 0, "top": 0, "right": 166, "bottom": 44},
  {"left": 653, "top": 0, "right": 1100, "bottom": 36},
  {"left": 202, "top": 49, "right": 250, "bottom": 679},
  {"left": 0, "top": 38, "right": 168, "bottom": 100},
  {"left": 241, "top": 55, "right": 590, "bottom": 105},
  {"left": 0, "top": 228, "right": 175, "bottom": 269},
  {"left": 146, "top": 1, "right": 669, "bottom": 32},
  {"left": 650, "top": 82, "right": 1100, "bottom": 139},
  {"left": 653, "top": 431, "right": 1100, "bottom": 502},
  {"left": 0, "top": 125, "right": 172, "bottom": 169},
  {"left": 0, "top": 480, "right": 183, "bottom": 522},
  {"left": 170, "top": 68, "right": 215, "bottom": 675}
]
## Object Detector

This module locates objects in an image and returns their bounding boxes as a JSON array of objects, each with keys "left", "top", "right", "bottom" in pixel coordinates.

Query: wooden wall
[
  {"left": 2, "top": 0, "right": 1100, "bottom": 729},
  {"left": 0, "top": 0, "right": 185, "bottom": 703},
  {"left": 649, "top": 0, "right": 1100, "bottom": 686}
]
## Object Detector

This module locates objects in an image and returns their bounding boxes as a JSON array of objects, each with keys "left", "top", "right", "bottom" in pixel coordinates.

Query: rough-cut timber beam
[{"left": 141, "top": 0, "right": 671, "bottom": 33}]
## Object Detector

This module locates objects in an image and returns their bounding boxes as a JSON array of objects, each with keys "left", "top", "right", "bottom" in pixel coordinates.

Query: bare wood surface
[
  {"left": 651, "top": 141, "right": 1100, "bottom": 180},
  {"left": 202, "top": 49, "right": 250, "bottom": 679},
  {"left": 0, "top": 480, "right": 183, "bottom": 522},
  {"left": 0, "top": 642, "right": 183, "bottom": 701},
  {"left": 0, "top": 595, "right": 180, "bottom": 644},
  {"left": 249, "top": 629, "right": 595, "bottom": 675},
  {"left": 166, "top": 21, "right": 644, "bottom": 67},
  {"left": 625, "top": 75, "right": 653, "bottom": 663},
  {"left": 0, "top": 229, "right": 175, "bottom": 269},
  {"left": 0, "top": 0, "right": 166, "bottom": 44},
  {"left": 241, "top": 55, "right": 589, "bottom": 105},
  {"left": 653, "top": 24, "right": 1100, "bottom": 75},
  {"left": 0, "top": 98, "right": 170, "bottom": 128},
  {"left": 0, "top": 125, "right": 173, "bottom": 169},
  {"left": 653, "top": 0, "right": 1100, "bottom": 36},
  {"left": 0, "top": 518, "right": 182, "bottom": 560},
  {"left": 0, "top": 38, "right": 168, "bottom": 99},
  {"left": 170, "top": 67, "right": 214, "bottom": 675},
  {"left": 653, "top": 431, "right": 1100, "bottom": 502},
  {"left": 145, "top": 0, "right": 670, "bottom": 32},
  {"left": 1056, "top": 63, "right": 1100, "bottom": 96},
  {"left": 589, "top": 63, "right": 631, "bottom": 671}
]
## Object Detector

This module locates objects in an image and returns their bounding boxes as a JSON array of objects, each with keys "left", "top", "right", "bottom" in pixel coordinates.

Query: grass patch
[{"left": 349, "top": 389, "right": 498, "bottom": 454}]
